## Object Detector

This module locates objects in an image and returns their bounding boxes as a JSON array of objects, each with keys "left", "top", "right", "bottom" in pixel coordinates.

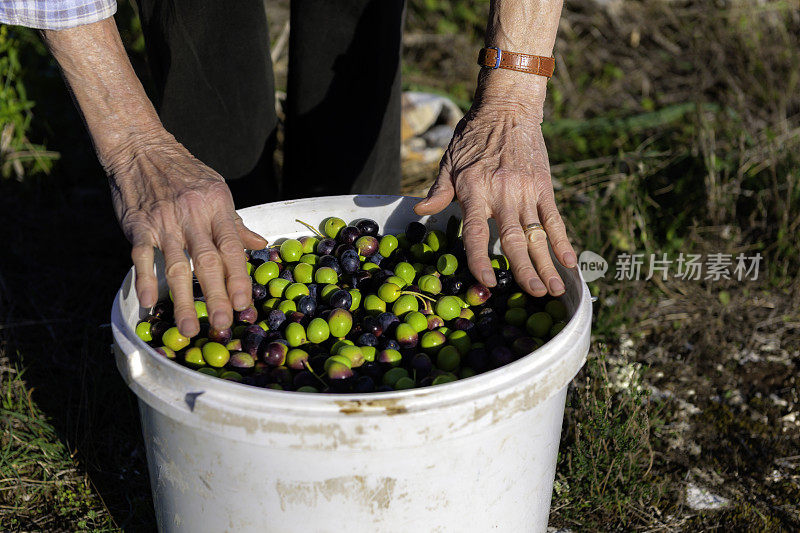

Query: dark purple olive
[
  {"left": 208, "top": 327, "right": 232, "bottom": 344},
  {"left": 495, "top": 269, "right": 514, "bottom": 292},
  {"left": 350, "top": 270, "right": 372, "bottom": 290},
  {"left": 490, "top": 346, "right": 514, "bottom": 367},
  {"left": 502, "top": 324, "right": 524, "bottom": 342},
  {"left": 242, "top": 328, "right": 267, "bottom": 356},
  {"left": 236, "top": 305, "right": 258, "bottom": 325},
  {"left": 266, "top": 247, "right": 280, "bottom": 263},
  {"left": 360, "top": 361, "right": 382, "bottom": 380},
  {"left": 151, "top": 301, "right": 173, "bottom": 320},
  {"left": 362, "top": 316, "right": 383, "bottom": 337},
  {"left": 252, "top": 282, "right": 267, "bottom": 302},
  {"left": 260, "top": 342, "right": 288, "bottom": 366},
  {"left": 355, "top": 219, "right": 379, "bottom": 237},
  {"left": 411, "top": 353, "right": 433, "bottom": 377},
  {"left": 279, "top": 268, "right": 294, "bottom": 282},
  {"left": 367, "top": 252, "right": 384, "bottom": 265},
  {"left": 317, "top": 238, "right": 336, "bottom": 256},
  {"left": 377, "top": 312, "right": 400, "bottom": 333},
  {"left": 306, "top": 283, "right": 320, "bottom": 301},
  {"left": 334, "top": 243, "right": 356, "bottom": 259},
  {"left": 512, "top": 336, "right": 540, "bottom": 357},
  {"left": 452, "top": 317, "right": 475, "bottom": 334},
  {"left": 442, "top": 277, "right": 464, "bottom": 296},
  {"left": 249, "top": 248, "right": 271, "bottom": 264},
  {"left": 149, "top": 320, "right": 169, "bottom": 343},
  {"left": 379, "top": 338, "right": 400, "bottom": 351},
  {"left": 405, "top": 221, "right": 427, "bottom": 244},
  {"left": 340, "top": 249, "right": 360, "bottom": 274},
  {"left": 338, "top": 225, "right": 361, "bottom": 245},
  {"left": 318, "top": 255, "right": 341, "bottom": 275},
  {"left": 297, "top": 295, "right": 317, "bottom": 316},
  {"left": 266, "top": 309, "right": 286, "bottom": 331},
  {"left": 355, "top": 236, "right": 379, "bottom": 257},
  {"left": 358, "top": 332, "right": 379, "bottom": 347},
  {"left": 293, "top": 370, "right": 318, "bottom": 389},
  {"left": 418, "top": 376, "right": 435, "bottom": 387},
  {"left": 287, "top": 311, "right": 307, "bottom": 325},
  {"left": 353, "top": 375, "right": 376, "bottom": 392},
  {"left": 329, "top": 289, "right": 352, "bottom": 310}
]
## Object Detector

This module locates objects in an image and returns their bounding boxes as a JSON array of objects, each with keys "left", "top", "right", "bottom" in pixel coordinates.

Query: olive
[
  {"left": 405, "top": 221, "right": 427, "bottom": 244},
  {"left": 355, "top": 218, "right": 379, "bottom": 237},
  {"left": 526, "top": 312, "right": 553, "bottom": 338},
  {"left": 162, "top": 327, "right": 190, "bottom": 351}
]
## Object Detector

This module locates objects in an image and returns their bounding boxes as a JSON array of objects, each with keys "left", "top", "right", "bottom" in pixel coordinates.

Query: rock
[{"left": 685, "top": 483, "right": 730, "bottom": 510}]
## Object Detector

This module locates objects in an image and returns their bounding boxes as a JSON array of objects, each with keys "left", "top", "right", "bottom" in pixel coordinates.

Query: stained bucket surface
[{"left": 111, "top": 195, "right": 592, "bottom": 533}]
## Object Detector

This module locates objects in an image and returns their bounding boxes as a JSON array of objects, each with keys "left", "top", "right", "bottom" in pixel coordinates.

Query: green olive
[
  {"left": 202, "top": 342, "right": 230, "bottom": 367},
  {"left": 135, "top": 321, "right": 153, "bottom": 342},
  {"left": 163, "top": 326, "right": 190, "bottom": 351}
]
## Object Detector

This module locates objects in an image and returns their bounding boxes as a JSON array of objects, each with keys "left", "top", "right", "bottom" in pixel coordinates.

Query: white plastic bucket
[{"left": 111, "top": 195, "right": 592, "bottom": 533}]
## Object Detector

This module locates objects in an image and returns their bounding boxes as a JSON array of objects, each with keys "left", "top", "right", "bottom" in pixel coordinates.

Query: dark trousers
[{"left": 136, "top": 0, "right": 404, "bottom": 208}]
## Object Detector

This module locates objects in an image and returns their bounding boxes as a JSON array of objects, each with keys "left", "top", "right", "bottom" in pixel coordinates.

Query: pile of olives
[{"left": 134, "top": 216, "right": 569, "bottom": 393}]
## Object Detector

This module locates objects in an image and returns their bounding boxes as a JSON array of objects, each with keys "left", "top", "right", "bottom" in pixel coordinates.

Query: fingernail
[
  {"left": 213, "top": 311, "right": 228, "bottom": 327},
  {"left": 179, "top": 319, "right": 196, "bottom": 337},
  {"left": 140, "top": 290, "right": 155, "bottom": 306},
  {"left": 481, "top": 269, "right": 496, "bottom": 287},
  {"left": 232, "top": 293, "right": 249, "bottom": 311},
  {"left": 563, "top": 251, "right": 577, "bottom": 267},
  {"left": 549, "top": 278, "right": 565, "bottom": 295},
  {"left": 529, "top": 279, "right": 546, "bottom": 294}
]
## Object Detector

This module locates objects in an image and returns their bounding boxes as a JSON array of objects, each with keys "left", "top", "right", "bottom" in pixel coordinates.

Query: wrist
[
  {"left": 474, "top": 69, "right": 547, "bottom": 119},
  {"left": 98, "top": 122, "right": 173, "bottom": 175}
]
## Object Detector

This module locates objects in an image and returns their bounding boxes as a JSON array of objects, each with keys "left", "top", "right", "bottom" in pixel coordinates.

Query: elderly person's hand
[
  {"left": 415, "top": 70, "right": 576, "bottom": 297},
  {"left": 107, "top": 129, "right": 266, "bottom": 337},
  {"left": 43, "top": 18, "right": 266, "bottom": 337},
  {"left": 415, "top": 0, "right": 574, "bottom": 297}
]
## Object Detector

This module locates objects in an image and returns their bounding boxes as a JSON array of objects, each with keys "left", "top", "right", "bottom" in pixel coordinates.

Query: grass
[
  {"left": 0, "top": 355, "right": 113, "bottom": 531},
  {"left": 1, "top": 0, "right": 799, "bottom": 530}
]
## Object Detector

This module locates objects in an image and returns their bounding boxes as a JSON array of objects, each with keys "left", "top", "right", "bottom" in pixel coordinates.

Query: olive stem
[
  {"left": 295, "top": 219, "right": 324, "bottom": 238},
  {"left": 303, "top": 360, "right": 330, "bottom": 390}
]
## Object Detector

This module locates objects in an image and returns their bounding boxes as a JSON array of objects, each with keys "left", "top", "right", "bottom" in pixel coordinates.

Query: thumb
[{"left": 414, "top": 165, "right": 455, "bottom": 215}]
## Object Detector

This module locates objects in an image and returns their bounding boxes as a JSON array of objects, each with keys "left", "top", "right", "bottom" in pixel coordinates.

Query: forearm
[
  {"left": 41, "top": 17, "right": 163, "bottom": 171},
  {"left": 480, "top": 0, "right": 564, "bottom": 109}
]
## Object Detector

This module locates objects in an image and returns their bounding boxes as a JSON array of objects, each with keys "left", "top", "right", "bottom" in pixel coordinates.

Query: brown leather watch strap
[{"left": 478, "top": 47, "right": 555, "bottom": 78}]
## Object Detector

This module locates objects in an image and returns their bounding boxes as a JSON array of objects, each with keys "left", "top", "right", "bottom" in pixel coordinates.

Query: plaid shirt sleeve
[{"left": 0, "top": 0, "right": 117, "bottom": 30}]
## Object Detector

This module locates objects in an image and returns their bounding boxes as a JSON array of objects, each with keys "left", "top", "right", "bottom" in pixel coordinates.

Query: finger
[
  {"left": 131, "top": 234, "right": 158, "bottom": 308},
  {"left": 522, "top": 213, "right": 564, "bottom": 296},
  {"left": 496, "top": 206, "right": 547, "bottom": 297},
  {"left": 214, "top": 214, "right": 253, "bottom": 312},
  {"left": 185, "top": 226, "right": 233, "bottom": 331},
  {"left": 538, "top": 191, "right": 577, "bottom": 268},
  {"left": 414, "top": 160, "right": 455, "bottom": 215},
  {"left": 460, "top": 194, "right": 496, "bottom": 287},
  {"left": 234, "top": 215, "right": 268, "bottom": 250},
  {"left": 162, "top": 237, "right": 199, "bottom": 337}
]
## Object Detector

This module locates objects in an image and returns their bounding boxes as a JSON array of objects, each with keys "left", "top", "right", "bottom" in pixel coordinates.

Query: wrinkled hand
[
  {"left": 106, "top": 130, "right": 266, "bottom": 336},
  {"left": 415, "top": 97, "right": 576, "bottom": 297}
]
